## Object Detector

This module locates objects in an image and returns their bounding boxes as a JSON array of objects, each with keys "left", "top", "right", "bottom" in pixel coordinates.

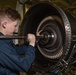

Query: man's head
[{"left": 0, "top": 7, "right": 21, "bottom": 35}]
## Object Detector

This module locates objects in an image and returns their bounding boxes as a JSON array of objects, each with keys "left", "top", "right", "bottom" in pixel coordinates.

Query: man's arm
[{"left": 0, "top": 44, "right": 35, "bottom": 72}]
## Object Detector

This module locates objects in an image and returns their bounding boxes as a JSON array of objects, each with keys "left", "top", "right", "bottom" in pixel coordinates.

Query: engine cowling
[{"left": 20, "top": 2, "right": 76, "bottom": 72}]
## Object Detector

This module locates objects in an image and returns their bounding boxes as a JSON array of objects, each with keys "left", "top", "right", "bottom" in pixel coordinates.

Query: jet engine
[{"left": 20, "top": 2, "right": 76, "bottom": 74}]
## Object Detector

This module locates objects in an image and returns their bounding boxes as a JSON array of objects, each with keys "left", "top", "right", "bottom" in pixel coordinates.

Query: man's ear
[{"left": 2, "top": 21, "right": 7, "bottom": 28}]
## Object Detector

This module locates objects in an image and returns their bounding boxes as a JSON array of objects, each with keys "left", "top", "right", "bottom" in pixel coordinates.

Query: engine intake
[{"left": 20, "top": 2, "right": 76, "bottom": 72}]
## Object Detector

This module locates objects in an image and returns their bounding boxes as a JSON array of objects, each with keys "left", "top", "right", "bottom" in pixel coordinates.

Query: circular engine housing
[{"left": 20, "top": 2, "right": 76, "bottom": 72}]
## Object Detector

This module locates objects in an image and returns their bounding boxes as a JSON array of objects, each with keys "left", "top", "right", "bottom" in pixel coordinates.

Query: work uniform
[{"left": 0, "top": 32, "right": 35, "bottom": 75}]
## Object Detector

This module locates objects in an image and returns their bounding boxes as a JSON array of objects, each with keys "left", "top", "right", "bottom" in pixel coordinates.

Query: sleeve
[
  {"left": 15, "top": 44, "right": 28, "bottom": 55},
  {"left": 0, "top": 45, "right": 35, "bottom": 72},
  {"left": 15, "top": 42, "right": 37, "bottom": 55}
]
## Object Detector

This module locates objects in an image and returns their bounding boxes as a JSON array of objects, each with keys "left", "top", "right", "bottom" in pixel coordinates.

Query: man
[{"left": 0, "top": 7, "right": 36, "bottom": 75}]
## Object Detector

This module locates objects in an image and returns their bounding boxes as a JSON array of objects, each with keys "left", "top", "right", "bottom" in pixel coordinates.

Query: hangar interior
[{"left": 0, "top": 0, "right": 76, "bottom": 75}]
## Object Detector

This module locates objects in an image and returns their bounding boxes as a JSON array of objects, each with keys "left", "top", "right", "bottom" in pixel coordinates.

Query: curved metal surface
[{"left": 20, "top": 2, "right": 76, "bottom": 72}]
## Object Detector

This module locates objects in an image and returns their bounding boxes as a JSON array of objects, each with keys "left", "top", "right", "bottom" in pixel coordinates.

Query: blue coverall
[{"left": 0, "top": 32, "right": 36, "bottom": 75}]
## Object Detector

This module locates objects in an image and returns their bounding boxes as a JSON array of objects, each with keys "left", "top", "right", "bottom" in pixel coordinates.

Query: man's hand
[{"left": 27, "top": 34, "right": 36, "bottom": 47}]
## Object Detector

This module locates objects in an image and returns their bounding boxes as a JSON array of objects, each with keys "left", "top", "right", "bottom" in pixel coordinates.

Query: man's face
[{"left": 5, "top": 19, "right": 18, "bottom": 35}]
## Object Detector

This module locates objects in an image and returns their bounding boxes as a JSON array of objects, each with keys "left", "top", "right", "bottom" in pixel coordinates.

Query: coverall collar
[{"left": 0, "top": 32, "right": 12, "bottom": 43}]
